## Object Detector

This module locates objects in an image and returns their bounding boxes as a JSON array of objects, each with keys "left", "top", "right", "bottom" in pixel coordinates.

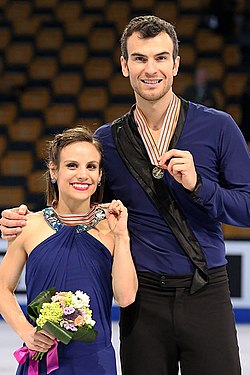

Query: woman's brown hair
[{"left": 45, "top": 126, "right": 104, "bottom": 207}]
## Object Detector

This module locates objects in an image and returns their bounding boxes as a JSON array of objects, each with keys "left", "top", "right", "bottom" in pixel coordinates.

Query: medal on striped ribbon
[
  {"left": 56, "top": 204, "right": 106, "bottom": 230},
  {"left": 135, "top": 94, "right": 181, "bottom": 179}
]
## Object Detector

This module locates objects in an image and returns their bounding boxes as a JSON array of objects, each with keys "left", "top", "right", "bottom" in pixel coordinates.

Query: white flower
[
  {"left": 85, "top": 315, "right": 96, "bottom": 326},
  {"left": 71, "top": 294, "right": 78, "bottom": 307},
  {"left": 75, "top": 291, "right": 90, "bottom": 307},
  {"left": 74, "top": 299, "right": 85, "bottom": 309}
]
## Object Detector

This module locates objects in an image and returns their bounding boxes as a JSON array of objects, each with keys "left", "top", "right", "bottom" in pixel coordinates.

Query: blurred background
[
  {"left": 0, "top": 0, "right": 250, "bottom": 332},
  {"left": 0, "top": 0, "right": 250, "bottom": 230},
  {"left": 0, "top": 0, "right": 250, "bottom": 373}
]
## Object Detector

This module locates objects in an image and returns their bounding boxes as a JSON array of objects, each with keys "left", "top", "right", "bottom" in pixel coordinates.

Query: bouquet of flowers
[{"left": 14, "top": 288, "right": 97, "bottom": 373}]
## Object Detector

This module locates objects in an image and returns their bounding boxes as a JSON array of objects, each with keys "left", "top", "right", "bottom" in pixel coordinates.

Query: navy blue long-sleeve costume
[
  {"left": 95, "top": 101, "right": 250, "bottom": 375},
  {"left": 96, "top": 102, "right": 250, "bottom": 275}
]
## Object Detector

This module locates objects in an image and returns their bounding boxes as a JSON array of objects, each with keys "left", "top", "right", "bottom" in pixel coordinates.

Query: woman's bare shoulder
[{"left": 89, "top": 219, "right": 114, "bottom": 254}]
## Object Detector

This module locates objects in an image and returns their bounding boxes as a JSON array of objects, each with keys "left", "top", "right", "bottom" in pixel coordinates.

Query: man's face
[{"left": 120, "top": 31, "right": 180, "bottom": 105}]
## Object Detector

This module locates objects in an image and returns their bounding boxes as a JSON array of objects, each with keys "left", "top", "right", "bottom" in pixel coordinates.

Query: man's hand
[
  {"left": 158, "top": 149, "right": 197, "bottom": 191},
  {"left": 0, "top": 205, "right": 29, "bottom": 240}
]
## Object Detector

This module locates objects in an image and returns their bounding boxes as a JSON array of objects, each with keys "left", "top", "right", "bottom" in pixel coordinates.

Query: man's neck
[{"left": 136, "top": 92, "right": 173, "bottom": 130}]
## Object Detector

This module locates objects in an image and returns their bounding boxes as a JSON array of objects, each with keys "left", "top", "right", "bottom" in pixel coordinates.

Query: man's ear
[
  {"left": 120, "top": 56, "right": 129, "bottom": 77},
  {"left": 173, "top": 55, "right": 180, "bottom": 77},
  {"left": 99, "top": 168, "right": 103, "bottom": 181}
]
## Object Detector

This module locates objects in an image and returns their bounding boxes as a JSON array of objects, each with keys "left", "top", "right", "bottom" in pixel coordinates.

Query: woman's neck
[{"left": 54, "top": 200, "right": 92, "bottom": 215}]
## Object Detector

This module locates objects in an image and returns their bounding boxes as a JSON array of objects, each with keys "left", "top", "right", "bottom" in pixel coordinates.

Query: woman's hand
[
  {"left": 22, "top": 325, "right": 55, "bottom": 353},
  {"left": 100, "top": 200, "right": 128, "bottom": 237}
]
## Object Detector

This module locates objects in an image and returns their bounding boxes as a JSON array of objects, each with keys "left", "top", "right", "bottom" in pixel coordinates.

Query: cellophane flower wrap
[{"left": 27, "top": 288, "right": 98, "bottom": 360}]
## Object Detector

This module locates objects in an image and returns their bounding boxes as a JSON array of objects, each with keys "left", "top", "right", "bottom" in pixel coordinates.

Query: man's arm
[
  {"left": 0, "top": 205, "right": 29, "bottom": 240},
  {"left": 159, "top": 121, "right": 250, "bottom": 227}
]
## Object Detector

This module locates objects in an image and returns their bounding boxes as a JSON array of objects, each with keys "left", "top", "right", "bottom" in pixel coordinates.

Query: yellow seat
[
  {"left": 0, "top": 103, "right": 17, "bottom": 126},
  {"left": 105, "top": 2, "right": 129, "bottom": 33},
  {"left": 131, "top": 0, "right": 155, "bottom": 10},
  {"left": 104, "top": 103, "right": 131, "bottom": 123},
  {"left": 60, "top": 43, "right": 87, "bottom": 66},
  {"left": 13, "top": 18, "right": 40, "bottom": 38},
  {"left": 109, "top": 73, "right": 133, "bottom": 97},
  {"left": 75, "top": 118, "right": 102, "bottom": 133},
  {"left": 55, "top": 2, "right": 81, "bottom": 22},
  {"left": 1, "top": 151, "right": 33, "bottom": 176},
  {"left": 0, "top": 135, "right": 7, "bottom": 157},
  {"left": 196, "top": 30, "right": 223, "bottom": 54},
  {"left": 154, "top": 2, "right": 177, "bottom": 24},
  {"left": 0, "top": 186, "right": 25, "bottom": 208},
  {"left": 84, "top": 0, "right": 106, "bottom": 11},
  {"left": 178, "top": 0, "right": 209, "bottom": 11},
  {"left": 89, "top": 26, "right": 117, "bottom": 53},
  {"left": 28, "top": 170, "right": 46, "bottom": 194},
  {"left": 176, "top": 16, "right": 199, "bottom": 39},
  {"left": 213, "top": 88, "right": 225, "bottom": 110},
  {"left": 78, "top": 87, "right": 108, "bottom": 112},
  {"left": 36, "top": 135, "right": 53, "bottom": 160},
  {"left": 29, "top": 57, "right": 58, "bottom": 81},
  {"left": 85, "top": 57, "right": 113, "bottom": 82},
  {"left": 20, "top": 88, "right": 50, "bottom": 111},
  {"left": 8, "top": 118, "right": 42, "bottom": 142},
  {"left": 180, "top": 44, "right": 196, "bottom": 67},
  {"left": 0, "top": 26, "right": 11, "bottom": 51},
  {"left": 34, "top": 0, "right": 58, "bottom": 10},
  {"left": 222, "top": 224, "right": 250, "bottom": 239},
  {"left": 197, "top": 59, "right": 224, "bottom": 82},
  {"left": 53, "top": 73, "right": 81, "bottom": 96},
  {"left": 225, "top": 104, "right": 242, "bottom": 124},
  {"left": 6, "top": 42, "right": 33, "bottom": 66},
  {"left": 173, "top": 73, "right": 193, "bottom": 97},
  {"left": 224, "top": 72, "right": 247, "bottom": 97},
  {"left": 36, "top": 27, "right": 63, "bottom": 51},
  {"left": 45, "top": 104, "right": 76, "bottom": 128},
  {"left": 235, "top": 0, "right": 247, "bottom": 13},
  {"left": 0, "top": 71, "right": 27, "bottom": 94},
  {"left": 64, "top": 16, "right": 103, "bottom": 38},
  {"left": 223, "top": 44, "right": 241, "bottom": 67},
  {"left": 5, "top": 1, "right": 31, "bottom": 20}
]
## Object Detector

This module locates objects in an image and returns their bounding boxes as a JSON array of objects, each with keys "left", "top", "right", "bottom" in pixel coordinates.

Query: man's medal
[
  {"left": 152, "top": 166, "right": 164, "bottom": 179},
  {"left": 135, "top": 94, "right": 181, "bottom": 179}
]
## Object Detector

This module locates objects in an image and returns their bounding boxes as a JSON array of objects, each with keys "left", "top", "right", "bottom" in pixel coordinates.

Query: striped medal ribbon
[
  {"left": 135, "top": 94, "right": 181, "bottom": 179},
  {"left": 57, "top": 204, "right": 106, "bottom": 230}
]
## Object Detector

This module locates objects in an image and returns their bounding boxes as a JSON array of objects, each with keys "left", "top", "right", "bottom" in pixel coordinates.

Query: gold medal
[{"left": 152, "top": 166, "right": 164, "bottom": 179}]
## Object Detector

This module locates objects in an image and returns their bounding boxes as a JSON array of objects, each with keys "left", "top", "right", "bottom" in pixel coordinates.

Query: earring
[
  {"left": 97, "top": 181, "right": 101, "bottom": 187},
  {"left": 51, "top": 178, "right": 57, "bottom": 184}
]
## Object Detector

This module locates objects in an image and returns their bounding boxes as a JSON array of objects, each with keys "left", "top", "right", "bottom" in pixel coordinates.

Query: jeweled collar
[{"left": 43, "top": 206, "right": 106, "bottom": 233}]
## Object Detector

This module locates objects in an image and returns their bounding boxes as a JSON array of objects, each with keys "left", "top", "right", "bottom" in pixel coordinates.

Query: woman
[{"left": 0, "top": 126, "right": 138, "bottom": 374}]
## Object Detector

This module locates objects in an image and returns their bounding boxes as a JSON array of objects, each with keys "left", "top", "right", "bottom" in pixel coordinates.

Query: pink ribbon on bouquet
[{"left": 14, "top": 340, "right": 59, "bottom": 375}]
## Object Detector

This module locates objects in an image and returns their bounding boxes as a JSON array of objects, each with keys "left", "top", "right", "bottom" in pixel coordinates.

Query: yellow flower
[{"left": 36, "top": 301, "right": 63, "bottom": 328}]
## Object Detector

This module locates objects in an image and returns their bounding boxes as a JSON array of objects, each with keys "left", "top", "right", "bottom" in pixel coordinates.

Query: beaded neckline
[{"left": 43, "top": 206, "right": 106, "bottom": 233}]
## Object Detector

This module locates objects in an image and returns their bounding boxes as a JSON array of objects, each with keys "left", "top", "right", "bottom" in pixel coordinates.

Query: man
[
  {"left": 183, "top": 66, "right": 217, "bottom": 107},
  {"left": 1, "top": 16, "right": 250, "bottom": 375}
]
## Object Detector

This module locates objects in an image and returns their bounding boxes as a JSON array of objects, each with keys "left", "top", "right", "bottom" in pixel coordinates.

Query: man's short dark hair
[{"left": 120, "top": 15, "right": 179, "bottom": 61}]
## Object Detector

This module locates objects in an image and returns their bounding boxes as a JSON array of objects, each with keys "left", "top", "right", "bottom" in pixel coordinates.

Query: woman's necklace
[{"left": 43, "top": 204, "right": 106, "bottom": 233}]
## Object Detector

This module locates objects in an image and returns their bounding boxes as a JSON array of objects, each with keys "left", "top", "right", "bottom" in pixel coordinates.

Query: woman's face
[{"left": 50, "top": 141, "right": 102, "bottom": 212}]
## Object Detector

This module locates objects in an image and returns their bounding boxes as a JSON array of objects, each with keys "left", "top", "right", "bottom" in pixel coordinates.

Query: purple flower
[
  {"left": 63, "top": 321, "right": 77, "bottom": 331},
  {"left": 63, "top": 307, "right": 75, "bottom": 315}
]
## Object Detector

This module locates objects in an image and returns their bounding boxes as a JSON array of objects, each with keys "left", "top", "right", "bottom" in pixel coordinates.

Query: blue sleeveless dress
[{"left": 16, "top": 208, "right": 117, "bottom": 375}]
